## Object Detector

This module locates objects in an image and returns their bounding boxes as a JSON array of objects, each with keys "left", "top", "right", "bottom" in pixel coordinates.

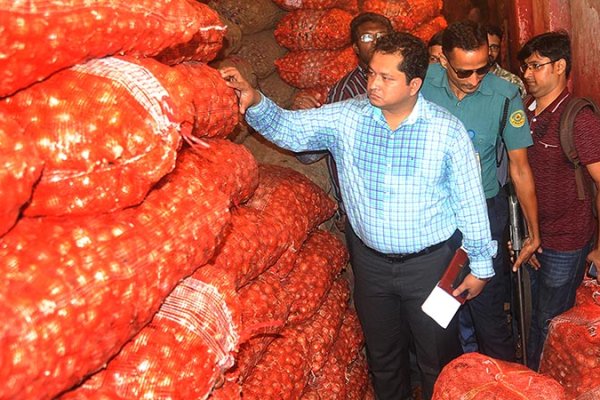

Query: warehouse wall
[{"left": 508, "top": 0, "right": 600, "bottom": 104}]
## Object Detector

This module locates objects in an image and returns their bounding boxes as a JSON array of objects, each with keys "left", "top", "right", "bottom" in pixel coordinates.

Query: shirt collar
[
  {"left": 361, "top": 93, "right": 428, "bottom": 128},
  {"left": 527, "top": 87, "right": 570, "bottom": 113}
]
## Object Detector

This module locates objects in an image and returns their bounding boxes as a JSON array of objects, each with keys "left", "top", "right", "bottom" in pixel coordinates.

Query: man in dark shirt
[
  {"left": 518, "top": 30, "right": 600, "bottom": 371},
  {"left": 295, "top": 13, "right": 394, "bottom": 230}
]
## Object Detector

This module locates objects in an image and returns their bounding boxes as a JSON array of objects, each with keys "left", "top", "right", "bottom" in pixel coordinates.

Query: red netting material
[
  {"left": 0, "top": 113, "right": 42, "bottom": 236},
  {"left": 0, "top": 146, "right": 257, "bottom": 399},
  {"left": 345, "top": 353, "right": 371, "bottom": 400},
  {"left": 336, "top": 0, "right": 360, "bottom": 14},
  {"left": 275, "top": 47, "right": 358, "bottom": 89},
  {"left": 235, "top": 271, "right": 291, "bottom": 381},
  {"left": 576, "top": 278, "right": 600, "bottom": 307},
  {"left": 432, "top": 352, "right": 566, "bottom": 400},
  {"left": 297, "top": 278, "right": 350, "bottom": 373},
  {"left": 4, "top": 56, "right": 180, "bottom": 217},
  {"left": 272, "top": 0, "right": 339, "bottom": 11},
  {"left": 360, "top": 0, "right": 443, "bottom": 31},
  {"left": 292, "top": 87, "right": 331, "bottom": 109},
  {"left": 61, "top": 266, "right": 241, "bottom": 400},
  {"left": 211, "top": 164, "right": 334, "bottom": 288},
  {"left": 3, "top": 57, "right": 239, "bottom": 217},
  {"left": 540, "top": 304, "right": 600, "bottom": 399},
  {"left": 411, "top": 15, "right": 448, "bottom": 43},
  {"left": 283, "top": 231, "right": 348, "bottom": 326},
  {"left": 0, "top": 0, "right": 223, "bottom": 97},
  {"left": 245, "top": 164, "right": 337, "bottom": 261},
  {"left": 300, "top": 304, "right": 366, "bottom": 399},
  {"left": 275, "top": 9, "right": 353, "bottom": 51}
]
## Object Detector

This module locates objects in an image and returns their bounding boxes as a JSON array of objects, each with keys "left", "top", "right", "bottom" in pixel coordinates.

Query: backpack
[{"left": 559, "top": 97, "right": 600, "bottom": 202}]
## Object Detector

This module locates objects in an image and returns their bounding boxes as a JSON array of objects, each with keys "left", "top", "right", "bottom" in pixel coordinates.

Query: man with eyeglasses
[
  {"left": 421, "top": 20, "right": 541, "bottom": 363},
  {"left": 517, "top": 31, "right": 600, "bottom": 371},
  {"left": 221, "top": 31, "right": 495, "bottom": 400},
  {"left": 486, "top": 24, "right": 526, "bottom": 97},
  {"left": 294, "top": 12, "right": 394, "bottom": 232}
]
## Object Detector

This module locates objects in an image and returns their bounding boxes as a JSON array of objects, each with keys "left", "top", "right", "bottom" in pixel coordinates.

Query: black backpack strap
[
  {"left": 496, "top": 98, "right": 511, "bottom": 167},
  {"left": 559, "top": 97, "right": 600, "bottom": 200}
]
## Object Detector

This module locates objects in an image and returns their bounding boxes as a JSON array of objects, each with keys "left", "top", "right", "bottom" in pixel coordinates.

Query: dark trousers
[
  {"left": 346, "top": 226, "right": 462, "bottom": 400},
  {"left": 462, "top": 192, "right": 515, "bottom": 361}
]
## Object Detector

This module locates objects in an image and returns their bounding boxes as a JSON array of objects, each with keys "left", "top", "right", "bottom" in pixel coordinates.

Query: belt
[{"left": 369, "top": 240, "right": 448, "bottom": 263}]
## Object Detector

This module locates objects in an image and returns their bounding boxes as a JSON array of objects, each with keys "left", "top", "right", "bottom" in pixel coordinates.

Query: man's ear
[
  {"left": 352, "top": 42, "right": 359, "bottom": 56},
  {"left": 439, "top": 52, "right": 449, "bottom": 70},
  {"left": 554, "top": 58, "right": 567, "bottom": 76},
  {"left": 410, "top": 77, "right": 423, "bottom": 96}
]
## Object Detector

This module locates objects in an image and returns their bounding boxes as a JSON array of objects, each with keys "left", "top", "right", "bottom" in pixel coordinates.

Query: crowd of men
[{"left": 220, "top": 13, "right": 600, "bottom": 400}]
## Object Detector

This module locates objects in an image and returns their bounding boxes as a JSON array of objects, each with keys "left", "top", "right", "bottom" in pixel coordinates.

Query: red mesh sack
[
  {"left": 61, "top": 265, "right": 241, "bottom": 400},
  {"left": 576, "top": 278, "right": 600, "bottom": 307},
  {"left": 433, "top": 352, "right": 566, "bottom": 400},
  {"left": 275, "top": 47, "right": 358, "bottom": 89},
  {"left": 236, "top": 31, "right": 287, "bottom": 79},
  {"left": 154, "top": 23, "right": 226, "bottom": 65},
  {"left": 176, "top": 141, "right": 258, "bottom": 207},
  {"left": 156, "top": 61, "right": 239, "bottom": 141},
  {"left": 275, "top": 9, "right": 353, "bottom": 51},
  {"left": 4, "top": 57, "right": 238, "bottom": 217},
  {"left": 209, "top": 380, "right": 242, "bottom": 400},
  {"left": 411, "top": 15, "right": 448, "bottom": 43},
  {"left": 300, "top": 305, "right": 365, "bottom": 400},
  {"left": 246, "top": 164, "right": 337, "bottom": 259},
  {"left": 297, "top": 278, "right": 350, "bottom": 373},
  {"left": 0, "top": 113, "right": 42, "bottom": 236},
  {"left": 210, "top": 207, "right": 289, "bottom": 288},
  {"left": 212, "top": 164, "right": 334, "bottom": 288},
  {"left": 334, "top": 308, "right": 365, "bottom": 366},
  {"left": 361, "top": 0, "right": 443, "bottom": 31},
  {"left": 234, "top": 271, "right": 290, "bottom": 381},
  {"left": 336, "top": 0, "right": 360, "bottom": 15},
  {"left": 540, "top": 304, "right": 600, "bottom": 399},
  {"left": 291, "top": 86, "right": 331, "bottom": 109},
  {"left": 0, "top": 0, "right": 223, "bottom": 97},
  {"left": 208, "top": 0, "right": 285, "bottom": 35},
  {"left": 272, "top": 0, "right": 339, "bottom": 11},
  {"left": 0, "top": 145, "right": 261, "bottom": 399},
  {"left": 345, "top": 353, "right": 371, "bottom": 400},
  {"left": 243, "top": 327, "right": 311, "bottom": 400},
  {"left": 302, "top": 343, "right": 347, "bottom": 399},
  {"left": 3, "top": 56, "right": 180, "bottom": 217},
  {"left": 283, "top": 230, "right": 348, "bottom": 325}
]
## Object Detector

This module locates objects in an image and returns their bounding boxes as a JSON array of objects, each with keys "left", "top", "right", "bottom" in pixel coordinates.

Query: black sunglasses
[{"left": 445, "top": 57, "right": 492, "bottom": 79}]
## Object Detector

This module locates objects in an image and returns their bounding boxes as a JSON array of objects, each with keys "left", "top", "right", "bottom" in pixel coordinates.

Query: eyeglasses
[
  {"left": 519, "top": 60, "right": 555, "bottom": 73},
  {"left": 489, "top": 44, "right": 500, "bottom": 52},
  {"left": 445, "top": 57, "right": 492, "bottom": 79},
  {"left": 359, "top": 32, "right": 385, "bottom": 43}
]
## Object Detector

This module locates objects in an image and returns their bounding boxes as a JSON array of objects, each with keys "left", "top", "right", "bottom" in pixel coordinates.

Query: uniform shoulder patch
[{"left": 509, "top": 110, "right": 526, "bottom": 128}]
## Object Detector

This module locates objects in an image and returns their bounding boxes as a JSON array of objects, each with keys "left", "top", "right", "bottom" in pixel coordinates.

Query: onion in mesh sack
[{"left": 0, "top": 0, "right": 224, "bottom": 97}]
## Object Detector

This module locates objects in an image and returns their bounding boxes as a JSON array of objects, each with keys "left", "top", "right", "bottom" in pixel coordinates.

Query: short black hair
[
  {"left": 374, "top": 31, "right": 429, "bottom": 84},
  {"left": 428, "top": 30, "right": 444, "bottom": 48},
  {"left": 442, "top": 20, "right": 488, "bottom": 54},
  {"left": 517, "top": 30, "right": 572, "bottom": 77},
  {"left": 350, "top": 12, "right": 394, "bottom": 44},
  {"left": 485, "top": 24, "right": 503, "bottom": 40}
]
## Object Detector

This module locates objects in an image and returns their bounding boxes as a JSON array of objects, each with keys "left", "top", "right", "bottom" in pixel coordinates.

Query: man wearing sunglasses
[
  {"left": 294, "top": 12, "right": 394, "bottom": 232},
  {"left": 421, "top": 20, "right": 541, "bottom": 363}
]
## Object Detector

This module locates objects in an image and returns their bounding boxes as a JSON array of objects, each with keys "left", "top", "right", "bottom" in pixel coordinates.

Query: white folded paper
[{"left": 421, "top": 285, "right": 462, "bottom": 329}]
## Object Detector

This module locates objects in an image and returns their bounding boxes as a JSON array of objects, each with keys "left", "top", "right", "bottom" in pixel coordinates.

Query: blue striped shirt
[{"left": 246, "top": 93, "right": 496, "bottom": 278}]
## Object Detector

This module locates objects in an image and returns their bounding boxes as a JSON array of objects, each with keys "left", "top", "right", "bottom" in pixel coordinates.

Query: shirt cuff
[{"left": 467, "top": 240, "right": 498, "bottom": 279}]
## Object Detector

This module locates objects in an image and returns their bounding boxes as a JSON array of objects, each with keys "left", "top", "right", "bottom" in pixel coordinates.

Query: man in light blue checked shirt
[{"left": 221, "top": 32, "right": 496, "bottom": 400}]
